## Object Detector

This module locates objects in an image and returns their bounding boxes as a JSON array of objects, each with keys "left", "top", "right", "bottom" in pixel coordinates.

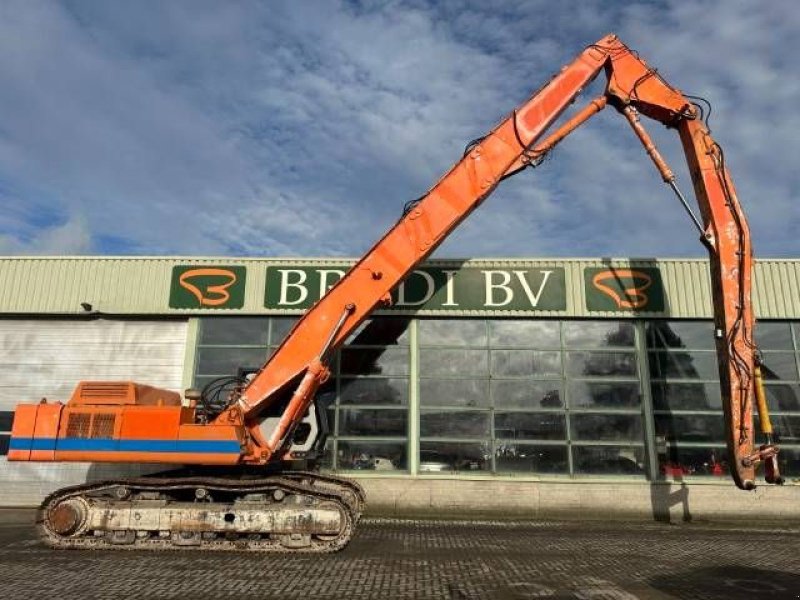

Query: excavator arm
[{"left": 235, "top": 34, "right": 774, "bottom": 490}]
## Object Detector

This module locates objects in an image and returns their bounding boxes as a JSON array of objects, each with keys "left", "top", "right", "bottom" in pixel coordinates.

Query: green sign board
[
  {"left": 164, "top": 262, "right": 668, "bottom": 314},
  {"left": 264, "top": 266, "right": 566, "bottom": 312},
  {"left": 584, "top": 267, "right": 665, "bottom": 312},
  {"left": 169, "top": 265, "right": 246, "bottom": 309}
]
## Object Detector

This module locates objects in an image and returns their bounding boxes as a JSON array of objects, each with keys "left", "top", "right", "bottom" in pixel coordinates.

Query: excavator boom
[{"left": 235, "top": 34, "right": 763, "bottom": 489}]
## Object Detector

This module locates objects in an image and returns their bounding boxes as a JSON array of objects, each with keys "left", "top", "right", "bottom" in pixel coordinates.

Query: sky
[{"left": 0, "top": 0, "right": 796, "bottom": 259}]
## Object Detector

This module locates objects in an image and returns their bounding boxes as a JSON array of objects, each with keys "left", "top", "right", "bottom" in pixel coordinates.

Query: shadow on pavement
[
  {"left": 0, "top": 509, "right": 35, "bottom": 526},
  {"left": 650, "top": 480, "right": 692, "bottom": 523},
  {"left": 650, "top": 566, "right": 800, "bottom": 600}
]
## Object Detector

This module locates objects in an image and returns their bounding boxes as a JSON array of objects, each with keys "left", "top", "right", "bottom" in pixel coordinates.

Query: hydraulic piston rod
[{"left": 621, "top": 105, "right": 705, "bottom": 235}]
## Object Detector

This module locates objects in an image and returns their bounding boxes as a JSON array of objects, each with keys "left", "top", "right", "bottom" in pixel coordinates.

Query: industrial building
[{"left": 1, "top": 256, "right": 798, "bottom": 520}]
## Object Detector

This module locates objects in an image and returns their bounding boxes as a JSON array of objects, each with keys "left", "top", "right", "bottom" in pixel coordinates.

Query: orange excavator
[{"left": 8, "top": 34, "right": 783, "bottom": 552}]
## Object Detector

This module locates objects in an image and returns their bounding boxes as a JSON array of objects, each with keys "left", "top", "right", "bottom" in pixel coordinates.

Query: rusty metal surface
[{"left": 48, "top": 501, "right": 85, "bottom": 535}]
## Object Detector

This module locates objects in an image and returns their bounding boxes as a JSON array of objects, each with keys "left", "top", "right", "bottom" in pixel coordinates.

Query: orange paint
[
  {"left": 53, "top": 451, "right": 240, "bottom": 465},
  {"left": 29, "top": 403, "right": 62, "bottom": 461},
  {"left": 592, "top": 269, "right": 653, "bottom": 309},
  {"left": 179, "top": 268, "right": 238, "bottom": 306}
]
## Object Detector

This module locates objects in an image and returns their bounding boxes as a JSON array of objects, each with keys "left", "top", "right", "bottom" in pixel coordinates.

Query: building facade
[{"left": 1, "top": 256, "right": 799, "bottom": 520}]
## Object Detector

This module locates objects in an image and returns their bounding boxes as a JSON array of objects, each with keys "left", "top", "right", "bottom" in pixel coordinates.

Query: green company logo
[
  {"left": 169, "top": 266, "right": 246, "bottom": 309},
  {"left": 584, "top": 267, "right": 664, "bottom": 312},
  {"left": 265, "top": 266, "right": 566, "bottom": 312}
]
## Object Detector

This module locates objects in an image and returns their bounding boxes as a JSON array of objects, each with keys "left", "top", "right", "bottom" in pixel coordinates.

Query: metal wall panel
[
  {"left": 753, "top": 260, "right": 800, "bottom": 320},
  {"left": 0, "top": 318, "right": 187, "bottom": 506},
  {"left": 0, "top": 256, "right": 798, "bottom": 318},
  {"left": 0, "top": 319, "right": 187, "bottom": 407}
]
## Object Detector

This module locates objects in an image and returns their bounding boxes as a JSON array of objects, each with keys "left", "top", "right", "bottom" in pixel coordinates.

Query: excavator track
[
  {"left": 281, "top": 471, "right": 366, "bottom": 522},
  {"left": 36, "top": 473, "right": 356, "bottom": 553}
]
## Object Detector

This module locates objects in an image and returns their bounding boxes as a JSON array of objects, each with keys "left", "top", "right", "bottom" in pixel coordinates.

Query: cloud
[
  {"left": 0, "top": 210, "right": 92, "bottom": 255},
  {"left": 0, "top": 0, "right": 795, "bottom": 259}
]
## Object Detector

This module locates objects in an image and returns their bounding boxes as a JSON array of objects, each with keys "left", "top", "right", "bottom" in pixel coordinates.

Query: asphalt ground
[{"left": 1, "top": 509, "right": 799, "bottom": 600}]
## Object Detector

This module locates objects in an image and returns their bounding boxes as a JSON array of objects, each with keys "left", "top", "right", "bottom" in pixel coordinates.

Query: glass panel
[
  {"left": 563, "top": 321, "right": 634, "bottom": 348},
  {"left": 570, "top": 414, "right": 643, "bottom": 442},
  {"left": 338, "top": 409, "right": 407, "bottom": 437},
  {"left": 654, "top": 414, "right": 725, "bottom": 443},
  {"left": 657, "top": 446, "right": 728, "bottom": 478},
  {"left": 0, "top": 411, "right": 13, "bottom": 432},
  {"left": 269, "top": 317, "right": 298, "bottom": 344},
  {"left": 567, "top": 352, "right": 637, "bottom": 378},
  {"left": 492, "top": 380, "right": 563, "bottom": 409},
  {"left": 491, "top": 350, "right": 561, "bottom": 377},
  {"left": 0, "top": 434, "right": 8, "bottom": 456},
  {"left": 418, "top": 320, "right": 487, "bottom": 347},
  {"left": 651, "top": 382, "right": 722, "bottom": 411},
  {"left": 494, "top": 413, "right": 565, "bottom": 440},
  {"left": 767, "top": 415, "right": 800, "bottom": 445},
  {"left": 337, "top": 441, "right": 407, "bottom": 471},
  {"left": 568, "top": 382, "right": 641, "bottom": 409},
  {"left": 346, "top": 318, "right": 410, "bottom": 346},
  {"left": 419, "top": 441, "right": 490, "bottom": 473},
  {"left": 755, "top": 322, "right": 794, "bottom": 351},
  {"left": 339, "top": 378, "right": 408, "bottom": 406},
  {"left": 340, "top": 347, "right": 408, "bottom": 376},
  {"left": 316, "top": 381, "right": 337, "bottom": 409},
  {"left": 420, "top": 379, "right": 490, "bottom": 408},
  {"left": 777, "top": 447, "right": 800, "bottom": 479},
  {"left": 200, "top": 317, "right": 270, "bottom": 346},
  {"left": 196, "top": 347, "right": 269, "bottom": 375},
  {"left": 648, "top": 351, "right": 718, "bottom": 380},
  {"left": 763, "top": 384, "right": 800, "bottom": 413},
  {"left": 319, "top": 438, "right": 333, "bottom": 470},
  {"left": 420, "top": 410, "right": 490, "bottom": 438},
  {"left": 759, "top": 353, "right": 798, "bottom": 381},
  {"left": 645, "top": 321, "right": 715, "bottom": 350},
  {"left": 495, "top": 444, "right": 568, "bottom": 474},
  {"left": 489, "top": 320, "right": 560, "bottom": 348},
  {"left": 419, "top": 349, "right": 488, "bottom": 377},
  {"left": 325, "top": 407, "right": 336, "bottom": 435},
  {"left": 573, "top": 446, "right": 646, "bottom": 476}
]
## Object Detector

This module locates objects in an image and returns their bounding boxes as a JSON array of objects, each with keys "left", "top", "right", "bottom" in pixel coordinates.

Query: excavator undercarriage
[{"left": 38, "top": 471, "right": 364, "bottom": 553}]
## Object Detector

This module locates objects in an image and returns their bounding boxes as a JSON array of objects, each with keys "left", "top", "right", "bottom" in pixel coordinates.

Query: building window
[
  {"left": 194, "top": 317, "right": 282, "bottom": 391},
  {"left": 193, "top": 316, "right": 799, "bottom": 481},
  {"left": 563, "top": 320, "right": 645, "bottom": 477},
  {"left": 330, "top": 318, "right": 410, "bottom": 471},
  {"left": 648, "top": 320, "right": 729, "bottom": 478},
  {"left": 194, "top": 316, "right": 411, "bottom": 472},
  {"left": 418, "top": 318, "right": 646, "bottom": 477},
  {"left": 648, "top": 320, "right": 800, "bottom": 479}
]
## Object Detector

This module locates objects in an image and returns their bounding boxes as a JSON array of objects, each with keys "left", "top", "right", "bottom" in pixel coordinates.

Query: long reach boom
[{"left": 234, "top": 34, "right": 771, "bottom": 490}]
